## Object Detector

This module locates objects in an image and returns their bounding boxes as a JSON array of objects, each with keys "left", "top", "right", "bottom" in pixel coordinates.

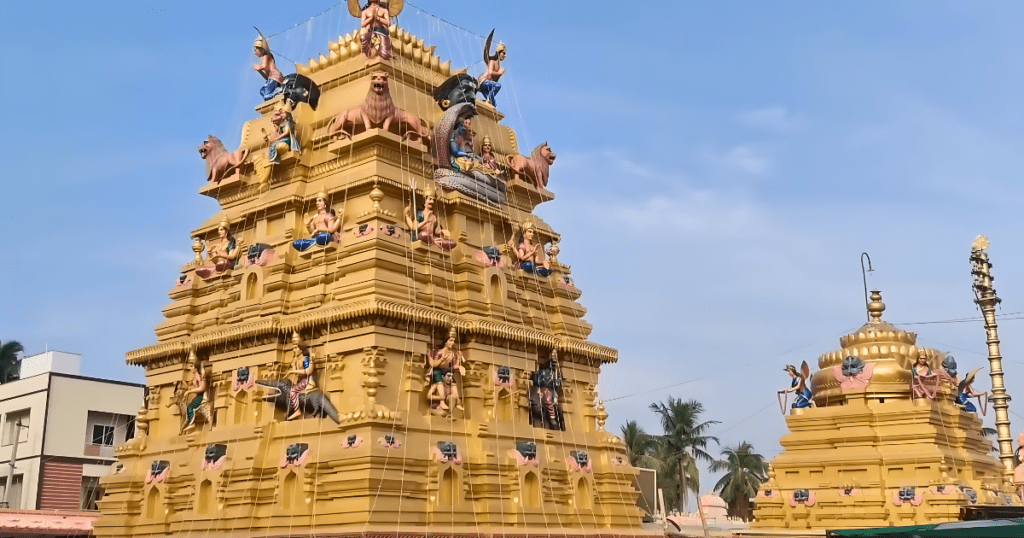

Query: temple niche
[
  {"left": 95, "top": 14, "right": 647, "bottom": 538},
  {"left": 754, "top": 291, "right": 1014, "bottom": 531}
]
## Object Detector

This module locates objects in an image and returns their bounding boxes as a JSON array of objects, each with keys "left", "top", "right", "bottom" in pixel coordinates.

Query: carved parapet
[{"left": 298, "top": 26, "right": 451, "bottom": 80}]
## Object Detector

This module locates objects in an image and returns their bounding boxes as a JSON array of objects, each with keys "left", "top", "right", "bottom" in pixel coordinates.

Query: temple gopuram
[
  {"left": 94, "top": 4, "right": 652, "bottom": 538},
  {"left": 754, "top": 280, "right": 1019, "bottom": 531}
]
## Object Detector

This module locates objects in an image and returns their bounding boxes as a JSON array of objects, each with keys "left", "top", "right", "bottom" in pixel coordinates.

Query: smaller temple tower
[{"left": 753, "top": 290, "right": 1014, "bottom": 531}]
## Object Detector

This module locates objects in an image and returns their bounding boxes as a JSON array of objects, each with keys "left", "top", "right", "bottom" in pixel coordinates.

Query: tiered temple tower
[
  {"left": 94, "top": 24, "right": 649, "bottom": 538},
  {"left": 753, "top": 290, "right": 1015, "bottom": 531}
]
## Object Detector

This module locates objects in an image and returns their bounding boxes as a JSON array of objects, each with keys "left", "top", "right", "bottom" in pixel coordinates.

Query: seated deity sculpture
[
  {"left": 195, "top": 217, "right": 240, "bottom": 279},
  {"left": 266, "top": 104, "right": 301, "bottom": 165},
  {"left": 404, "top": 188, "right": 456, "bottom": 251},
  {"left": 910, "top": 351, "right": 941, "bottom": 400},
  {"left": 507, "top": 221, "right": 551, "bottom": 276},
  {"left": 286, "top": 343, "right": 316, "bottom": 420},
  {"left": 431, "top": 76, "right": 508, "bottom": 205},
  {"left": 426, "top": 329, "right": 466, "bottom": 414},
  {"left": 478, "top": 136, "right": 502, "bottom": 176},
  {"left": 292, "top": 192, "right": 342, "bottom": 251},
  {"left": 168, "top": 357, "right": 212, "bottom": 434}
]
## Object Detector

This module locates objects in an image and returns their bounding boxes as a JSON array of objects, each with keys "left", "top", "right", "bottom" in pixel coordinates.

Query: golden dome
[{"left": 810, "top": 290, "right": 946, "bottom": 404}]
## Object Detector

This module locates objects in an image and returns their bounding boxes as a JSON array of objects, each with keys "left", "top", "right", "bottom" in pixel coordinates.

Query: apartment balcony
[{"left": 82, "top": 444, "right": 114, "bottom": 459}]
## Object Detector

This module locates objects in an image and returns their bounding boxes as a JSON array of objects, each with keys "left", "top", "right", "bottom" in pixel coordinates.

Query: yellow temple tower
[
  {"left": 94, "top": 22, "right": 650, "bottom": 538},
  {"left": 752, "top": 290, "right": 1015, "bottom": 531}
]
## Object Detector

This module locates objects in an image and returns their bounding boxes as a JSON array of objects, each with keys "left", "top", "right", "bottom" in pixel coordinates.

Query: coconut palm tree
[
  {"left": 649, "top": 397, "right": 719, "bottom": 513},
  {"left": 0, "top": 341, "right": 23, "bottom": 383},
  {"left": 709, "top": 441, "right": 768, "bottom": 521},
  {"left": 620, "top": 420, "right": 657, "bottom": 468}
]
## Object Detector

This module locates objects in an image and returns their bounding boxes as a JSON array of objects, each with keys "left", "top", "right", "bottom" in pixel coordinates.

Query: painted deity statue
[
  {"left": 405, "top": 189, "right": 457, "bottom": 251},
  {"left": 196, "top": 218, "right": 240, "bottom": 279},
  {"left": 292, "top": 192, "right": 342, "bottom": 251},
  {"left": 286, "top": 343, "right": 315, "bottom": 420},
  {"left": 508, "top": 221, "right": 551, "bottom": 276},
  {"left": 780, "top": 362, "right": 813, "bottom": 409},
  {"left": 426, "top": 329, "right": 466, "bottom": 413},
  {"left": 450, "top": 115, "right": 478, "bottom": 173},
  {"left": 266, "top": 105, "right": 301, "bottom": 165},
  {"left": 478, "top": 30, "right": 506, "bottom": 107},
  {"left": 910, "top": 352, "right": 941, "bottom": 400},
  {"left": 477, "top": 136, "right": 501, "bottom": 176},
  {"left": 939, "top": 354, "right": 958, "bottom": 384},
  {"left": 956, "top": 367, "right": 987, "bottom": 414},
  {"left": 349, "top": 0, "right": 404, "bottom": 61},
  {"left": 181, "top": 361, "right": 207, "bottom": 433},
  {"left": 254, "top": 31, "right": 286, "bottom": 101},
  {"left": 533, "top": 352, "right": 563, "bottom": 426}
]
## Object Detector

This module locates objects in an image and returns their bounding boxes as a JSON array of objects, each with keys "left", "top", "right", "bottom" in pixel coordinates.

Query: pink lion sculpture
[
  {"left": 199, "top": 135, "right": 249, "bottom": 184},
  {"left": 506, "top": 142, "right": 556, "bottom": 189}
]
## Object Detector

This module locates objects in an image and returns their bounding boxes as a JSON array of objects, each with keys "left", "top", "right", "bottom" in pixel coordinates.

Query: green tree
[
  {"left": 620, "top": 420, "right": 657, "bottom": 468},
  {"left": 709, "top": 441, "right": 769, "bottom": 521},
  {"left": 649, "top": 397, "right": 719, "bottom": 513},
  {"left": 0, "top": 341, "right": 23, "bottom": 383}
]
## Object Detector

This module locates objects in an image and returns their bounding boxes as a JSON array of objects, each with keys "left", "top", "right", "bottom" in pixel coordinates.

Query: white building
[{"left": 0, "top": 351, "right": 143, "bottom": 512}]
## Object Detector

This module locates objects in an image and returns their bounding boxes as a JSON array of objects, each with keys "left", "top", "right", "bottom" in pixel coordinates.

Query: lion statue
[
  {"left": 506, "top": 142, "right": 556, "bottom": 190},
  {"left": 328, "top": 71, "right": 429, "bottom": 142},
  {"left": 199, "top": 135, "right": 250, "bottom": 184}
]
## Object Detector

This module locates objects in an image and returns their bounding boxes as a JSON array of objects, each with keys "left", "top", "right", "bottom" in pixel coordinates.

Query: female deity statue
[
  {"left": 508, "top": 221, "right": 552, "bottom": 276},
  {"left": 196, "top": 217, "right": 240, "bottom": 279},
  {"left": 292, "top": 192, "right": 342, "bottom": 251},
  {"left": 266, "top": 104, "right": 301, "bottom": 165},
  {"left": 910, "top": 352, "right": 941, "bottom": 400},
  {"left": 426, "top": 329, "right": 466, "bottom": 412},
  {"left": 253, "top": 31, "right": 285, "bottom": 101},
  {"left": 780, "top": 362, "right": 813, "bottom": 409},
  {"left": 477, "top": 136, "right": 502, "bottom": 176},
  {"left": 181, "top": 360, "right": 207, "bottom": 433},
  {"left": 287, "top": 343, "right": 315, "bottom": 420},
  {"left": 956, "top": 367, "right": 988, "bottom": 413},
  {"left": 404, "top": 188, "right": 457, "bottom": 251}
]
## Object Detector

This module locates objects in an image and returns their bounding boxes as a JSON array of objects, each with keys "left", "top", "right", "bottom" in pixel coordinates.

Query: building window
[
  {"left": 91, "top": 424, "right": 115, "bottom": 446},
  {"left": 2, "top": 410, "right": 29, "bottom": 446},
  {"left": 0, "top": 475, "right": 24, "bottom": 509},
  {"left": 81, "top": 476, "right": 102, "bottom": 511}
]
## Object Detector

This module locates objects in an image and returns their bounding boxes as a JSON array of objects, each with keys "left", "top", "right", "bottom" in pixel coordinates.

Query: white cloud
[
  {"left": 613, "top": 193, "right": 760, "bottom": 238},
  {"left": 703, "top": 145, "right": 772, "bottom": 176},
  {"left": 735, "top": 105, "right": 801, "bottom": 132}
]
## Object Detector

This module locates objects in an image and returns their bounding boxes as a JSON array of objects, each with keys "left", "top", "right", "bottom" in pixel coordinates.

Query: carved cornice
[
  {"left": 309, "top": 145, "right": 434, "bottom": 178},
  {"left": 128, "top": 299, "right": 617, "bottom": 366}
]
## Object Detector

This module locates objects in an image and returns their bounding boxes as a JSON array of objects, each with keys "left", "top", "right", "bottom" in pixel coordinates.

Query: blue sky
[{"left": 5, "top": 1, "right": 1024, "bottom": 499}]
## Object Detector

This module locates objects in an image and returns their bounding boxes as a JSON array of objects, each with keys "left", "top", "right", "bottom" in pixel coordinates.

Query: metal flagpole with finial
[
  {"left": 969, "top": 235, "right": 1015, "bottom": 486},
  {"left": 861, "top": 253, "right": 873, "bottom": 322}
]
